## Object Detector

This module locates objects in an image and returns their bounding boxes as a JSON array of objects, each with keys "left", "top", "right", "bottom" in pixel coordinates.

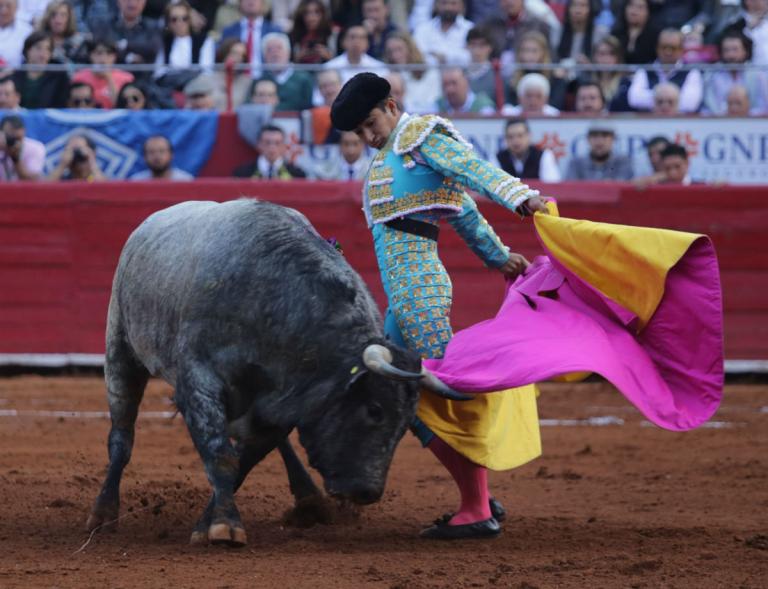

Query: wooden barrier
[{"left": 0, "top": 180, "right": 765, "bottom": 361}]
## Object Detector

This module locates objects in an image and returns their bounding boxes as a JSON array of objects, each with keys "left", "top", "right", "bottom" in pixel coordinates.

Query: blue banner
[{"left": 18, "top": 109, "right": 219, "bottom": 179}]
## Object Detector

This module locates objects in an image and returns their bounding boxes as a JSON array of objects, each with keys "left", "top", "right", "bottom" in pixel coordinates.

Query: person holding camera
[
  {"left": 47, "top": 134, "right": 106, "bottom": 181},
  {"left": 0, "top": 115, "right": 46, "bottom": 181}
]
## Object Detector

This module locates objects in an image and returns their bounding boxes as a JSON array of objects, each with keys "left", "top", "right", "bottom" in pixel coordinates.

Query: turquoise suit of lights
[{"left": 362, "top": 114, "right": 539, "bottom": 444}]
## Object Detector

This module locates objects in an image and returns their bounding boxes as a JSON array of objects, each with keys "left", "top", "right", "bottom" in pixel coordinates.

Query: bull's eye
[{"left": 367, "top": 402, "right": 384, "bottom": 424}]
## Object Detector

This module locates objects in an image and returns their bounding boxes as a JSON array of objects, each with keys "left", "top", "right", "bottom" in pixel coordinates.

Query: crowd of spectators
[{"left": 0, "top": 0, "right": 765, "bottom": 184}]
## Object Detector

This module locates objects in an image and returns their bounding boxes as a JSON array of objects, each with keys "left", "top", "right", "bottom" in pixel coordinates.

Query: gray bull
[{"left": 86, "top": 199, "right": 466, "bottom": 546}]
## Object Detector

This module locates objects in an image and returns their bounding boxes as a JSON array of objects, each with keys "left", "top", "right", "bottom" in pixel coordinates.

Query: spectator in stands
[
  {"left": 315, "top": 130, "right": 371, "bottom": 180},
  {"left": 37, "top": 0, "right": 86, "bottom": 63},
  {"left": 557, "top": 0, "right": 600, "bottom": 67},
  {"left": 384, "top": 70, "right": 406, "bottom": 107},
  {"left": 0, "top": 114, "right": 44, "bottom": 180},
  {"left": 413, "top": 0, "right": 474, "bottom": 65},
  {"left": 306, "top": 68, "right": 341, "bottom": 144},
  {"left": 502, "top": 72, "right": 561, "bottom": 116},
  {"left": 628, "top": 29, "right": 703, "bottom": 113},
  {"left": 131, "top": 135, "right": 194, "bottom": 180},
  {"left": 383, "top": 31, "right": 441, "bottom": 114},
  {"left": 723, "top": 0, "right": 768, "bottom": 65},
  {"left": 72, "top": 37, "right": 134, "bottom": 109},
  {"left": 93, "top": 0, "right": 163, "bottom": 66},
  {"left": 0, "top": 0, "right": 33, "bottom": 67},
  {"left": 703, "top": 30, "right": 768, "bottom": 115},
  {"left": 573, "top": 80, "right": 606, "bottom": 113},
  {"left": 583, "top": 35, "right": 632, "bottom": 111},
  {"left": 220, "top": 0, "right": 282, "bottom": 77},
  {"left": 289, "top": 0, "right": 335, "bottom": 65},
  {"left": 115, "top": 81, "right": 150, "bottom": 109},
  {"left": 259, "top": 32, "right": 313, "bottom": 111},
  {"left": 649, "top": 0, "right": 712, "bottom": 33},
  {"left": 233, "top": 123, "right": 307, "bottom": 179},
  {"left": 435, "top": 66, "right": 496, "bottom": 114},
  {"left": 182, "top": 73, "right": 219, "bottom": 109},
  {"left": 250, "top": 77, "right": 278, "bottom": 106},
  {"left": 66, "top": 80, "right": 95, "bottom": 108},
  {"left": 72, "top": 0, "right": 117, "bottom": 35},
  {"left": 13, "top": 31, "right": 69, "bottom": 108},
  {"left": 496, "top": 117, "right": 561, "bottom": 181},
  {"left": 659, "top": 143, "right": 693, "bottom": 185},
  {"left": 565, "top": 120, "right": 633, "bottom": 180},
  {"left": 213, "top": 38, "right": 251, "bottom": 111},
  {"left": 651, "top": 82, "right": 679, "bottom": 115},
  {"left": 47, "top": 133, "right": 106, "bottom": 181},
  {"left": 324, "top": 25, "right": 387, "bottom": 84},
  {"left": 362, "top": 0, "right": 397, "bottom": 60},
  {"left": 610, "top": 0, "right": 659, "bottom": 65},
  {"left": 632, "top": 134, "right": 669, "bottom": 186},
  {"left": 726, "top": 85, "right": 752, "bottom": 116},
  {"left": 264, "top": 0, "right": 302, "bottom": 33},
  {"left": 506, "top": 31, "right": 568, "bottom": 109},
  {"left": 466, "top": 26, "right": 497, "bottom": 101},
  {"left": 154, "top": 0, "right": 216, "bottom": 91},
  {"left": 483, "top": 0, "right": 558, "bottom": 77},
  {"left": 0, "top": 75, "right": 21, "bottom": 109}
]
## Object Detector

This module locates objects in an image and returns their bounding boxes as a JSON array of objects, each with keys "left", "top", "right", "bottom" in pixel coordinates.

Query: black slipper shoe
[{"left": 419, "top": 515, "right": 501, "bottom": 540}]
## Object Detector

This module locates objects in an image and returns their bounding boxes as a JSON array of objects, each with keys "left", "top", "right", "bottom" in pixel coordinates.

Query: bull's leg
[
  {"left": 176, "top": 373, "right": 246, "bottom": 547},
  {"left": 86, "top": 343, "right": 150, "bottom": 532},
  {"left": 190, "top": 429, "right": 287, "bottom": 545},
  {"left": 277, "top": 438, "right": 334, "bottom": 527}
]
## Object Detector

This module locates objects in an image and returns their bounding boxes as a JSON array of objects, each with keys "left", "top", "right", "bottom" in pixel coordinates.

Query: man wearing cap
[
  {"left": 183, "top": 74, "right": 219, "bottom": 110},
  {"left": 331, "top": 72, "right": 548, "bottom": 540},
  {"left": 565, "top": 121, "right": 634, "bottom": 181}
]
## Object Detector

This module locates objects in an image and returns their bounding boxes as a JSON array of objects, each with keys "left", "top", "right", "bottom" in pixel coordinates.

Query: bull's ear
[{"left": 346, "top": 364, "right": 369, "bottom": 388}]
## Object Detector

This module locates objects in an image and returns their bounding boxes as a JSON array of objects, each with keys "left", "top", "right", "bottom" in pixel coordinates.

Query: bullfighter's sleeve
[
  {"left": 448, "top": 192, "right": 510, "bottom": 269},
  {"left": 417, "top": 131, "right": 539, "bottom": 214}
]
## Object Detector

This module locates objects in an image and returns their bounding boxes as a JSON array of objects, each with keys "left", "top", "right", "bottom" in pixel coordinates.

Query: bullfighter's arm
[
  {"left": 416, "top": 131, "right": 542, "bottom": 215},
  {"left": 447, "top": 192, "right": 510, "bottom": 269}
]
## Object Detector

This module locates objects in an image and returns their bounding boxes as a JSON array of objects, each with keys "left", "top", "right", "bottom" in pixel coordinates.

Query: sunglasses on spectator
[
  {"left": 170, "top": 15, "right": 189, "bottom": 22},
  {"left": 124, "top": 93, "right": 144, "bottom": 103},
  {"left": 70, "top": 97, "right": 93, "bottom": 106}
]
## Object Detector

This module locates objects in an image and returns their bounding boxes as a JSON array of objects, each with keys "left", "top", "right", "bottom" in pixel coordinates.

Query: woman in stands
[
  {"left": 383, "top": 31, "right": 441, "bottom": 113},
  {"left": 212, "top": 38, "right": 252, "bottom": 111},
  {"left": 557, "top": 0, "right": 601, "bottom": 66},
  {"left": 611, "top": 0, "right": 660, "bottom": 64},
  {"left": 507, "top": 31, "right": 568, "bottom": 110},
  {"left": 289, "top": 0, "right": 336, "bottom": 64},
  {"left": 581, "top": 35, "right": 633, "bottom": 111},
  {"left": 12, "top": 31, "right": 70, "bottom": 108},
  {"left": 37, "top": 0, "right": 86, "bottom": 63},
  {"left": 115, "top": 82, "right": 150, "bottom": 110},
  {"left": 154, "top": 0, "right": 215, "bottom": 90}
]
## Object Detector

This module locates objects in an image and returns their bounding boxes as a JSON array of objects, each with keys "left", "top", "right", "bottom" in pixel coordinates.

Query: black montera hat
[{"left": 331, "top": 73, "right": 391, "bottom": 131}]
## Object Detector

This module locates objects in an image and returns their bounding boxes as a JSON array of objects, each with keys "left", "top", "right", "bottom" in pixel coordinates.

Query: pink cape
[{"left": 423, "top": 235, "right": 724, "bottom": 432}]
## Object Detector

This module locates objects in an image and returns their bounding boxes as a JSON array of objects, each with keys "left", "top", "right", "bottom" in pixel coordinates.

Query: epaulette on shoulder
[{"left": 393, "top": 114, "right": 474, "bottom": 155}]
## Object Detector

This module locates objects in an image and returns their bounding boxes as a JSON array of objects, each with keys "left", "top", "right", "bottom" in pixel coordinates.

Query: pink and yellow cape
[{"left": 417, "top": 203, "right": 724, "bottom": 470}]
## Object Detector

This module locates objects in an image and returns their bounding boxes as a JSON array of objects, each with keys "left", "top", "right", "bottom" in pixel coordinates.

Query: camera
[
  {"left": 72, "top": 148, "right": 88, "bottom": 164},
  {"left": 3, "top": 132, "right": 17, "bottom": 148}
]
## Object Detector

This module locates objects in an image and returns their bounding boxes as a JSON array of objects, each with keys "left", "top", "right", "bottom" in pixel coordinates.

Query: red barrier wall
[{"left": 1, "top": 180, "right": 766, "bottom": 360}]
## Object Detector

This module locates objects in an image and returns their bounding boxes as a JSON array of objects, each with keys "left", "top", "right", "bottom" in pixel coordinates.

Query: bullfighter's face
[{"left": 355, "top": 97, "right": 400, "bottom": 150}]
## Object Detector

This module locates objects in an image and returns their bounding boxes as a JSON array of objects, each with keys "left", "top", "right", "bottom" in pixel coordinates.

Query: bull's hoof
[
  {"left": 189, "top": 530, "right": 208, "bottom": 545},
  {"left": 85, "top": 504, "right": 119, "bottom": 533},
  {"left": 282, "top": 494, "right": 335, "bottom": 528},
  {"left": 208, "top": 522, "right": 247, "bottom": 547}
]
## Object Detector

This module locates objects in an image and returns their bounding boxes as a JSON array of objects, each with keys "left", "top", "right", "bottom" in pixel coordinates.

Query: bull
[{"left": 86, "top": 199, "right": 466, "bottom": 546}]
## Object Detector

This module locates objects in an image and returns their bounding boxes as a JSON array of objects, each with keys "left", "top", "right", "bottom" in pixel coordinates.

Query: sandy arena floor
[{"left": 0, "top": 376, "right": 766, "bottom": 588}]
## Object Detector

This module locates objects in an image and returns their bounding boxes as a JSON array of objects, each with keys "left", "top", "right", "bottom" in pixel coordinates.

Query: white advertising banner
[{"left": 276, "top": 116, "right": 768, "bottom": 185}]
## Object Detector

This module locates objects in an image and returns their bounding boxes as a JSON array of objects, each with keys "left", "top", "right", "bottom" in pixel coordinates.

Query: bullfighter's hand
[
  {"left": 522, "top": 195, "right": 549, "bottom": 215},
  {"left": 499, "top": 253, "right": 530, "bottom": 279}
]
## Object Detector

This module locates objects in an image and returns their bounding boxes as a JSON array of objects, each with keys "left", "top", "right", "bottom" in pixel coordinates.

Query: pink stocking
[{"left": 427, "top": 436, "right": 491, "bottom": 525}]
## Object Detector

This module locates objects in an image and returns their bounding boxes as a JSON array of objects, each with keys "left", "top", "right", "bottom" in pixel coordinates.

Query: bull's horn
[
  {"left": 363, "top": 344, "right": 422, "bottom": 380},
  {"left": 420, "top": 368, "right": 473, "bottom": 401},
  {"left": 362, "top": 344, "right": 473, "bottom": 401}
]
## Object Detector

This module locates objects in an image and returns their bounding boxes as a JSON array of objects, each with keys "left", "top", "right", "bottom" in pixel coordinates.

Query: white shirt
[
  {"left": 258, "top": 156, "right": 284, "bottom": 178},
  {"left": 627, "top": 63, "right": 703, "bottom": 113},
  {"left": 745, "top": 14, "right": 768, "bottom": 64},
  {"left": 154, "top": 36, "right": 216, "bottom": 78},
  {"left": 500, "top": 104, "right": 561, "bottom": 117},
  {"left": 315, "top": 153, "right": 371, "bottom": 181},
  {"left": 0, "top": 19, "right": 33, "bottom": 67},
  {"left": 323, "top": 53, "right": 388, "bottom": 84},
  {"left": 402, "top": 68, "right": 442, "bottom": 114},
  {"left": 17, "top": 0, "right": 48, "bottom": 26},
  {"left": 130, "top": 168, "right": 194, "bottom": 181},
  {"left": 413, "top": 16, "right": 474, "bottom": 66}
]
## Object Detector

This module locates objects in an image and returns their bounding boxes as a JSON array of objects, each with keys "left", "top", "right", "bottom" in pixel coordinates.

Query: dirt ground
[{"left": 0, "top": 376, "right": 766, "bottom": 589}]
